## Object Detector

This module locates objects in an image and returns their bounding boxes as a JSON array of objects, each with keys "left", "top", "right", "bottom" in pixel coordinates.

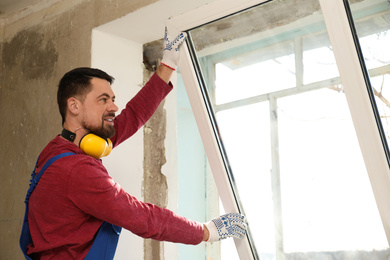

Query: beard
[{"left": 83, "top": 113, "right": 116, "bottom": 139}]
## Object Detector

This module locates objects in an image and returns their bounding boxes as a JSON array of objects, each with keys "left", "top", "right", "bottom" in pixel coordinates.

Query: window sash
[{"left": 169, "top": 0, "right": 390, "bottom": 258}]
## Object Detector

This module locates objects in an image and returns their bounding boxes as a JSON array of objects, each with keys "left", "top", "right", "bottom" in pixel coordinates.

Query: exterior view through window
[
  {"left": 183, "top": 0, "right": 390, "bottom": 259},
  {"left": 349, "top": 0, "right": 390, "bottom": 152}
]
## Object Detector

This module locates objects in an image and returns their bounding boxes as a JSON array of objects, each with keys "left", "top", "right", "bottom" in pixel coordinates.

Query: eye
[{"left": 100, "top": 98, "right": 107, "bottom": 103}]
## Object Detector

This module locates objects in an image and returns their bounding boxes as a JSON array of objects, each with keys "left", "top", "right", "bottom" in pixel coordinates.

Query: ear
[{"left": 67, "top": 97, "right": 81, "bottom": 115}]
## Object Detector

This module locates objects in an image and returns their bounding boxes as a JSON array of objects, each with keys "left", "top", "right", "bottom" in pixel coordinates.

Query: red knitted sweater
[{"left": 27, "top": 73, "right": 204, "bottom": 259}]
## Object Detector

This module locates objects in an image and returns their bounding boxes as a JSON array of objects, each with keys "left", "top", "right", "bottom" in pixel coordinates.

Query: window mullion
[
  {"left": 269, "top": 95, "right": 285, "bottom": 260},
  {"left": 295, "top": 37, "right": 304, "bottom": 87}
]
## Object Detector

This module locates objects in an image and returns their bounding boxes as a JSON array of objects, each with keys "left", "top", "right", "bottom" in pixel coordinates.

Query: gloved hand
[
  {"left": 160, "top": 27, "right": 187, "bottom": 71},
  {"left": 205, "top": 213, "right": 247, "bottom": 242}
]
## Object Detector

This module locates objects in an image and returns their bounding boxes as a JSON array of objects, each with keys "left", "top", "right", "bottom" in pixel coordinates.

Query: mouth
[{"left": 104, "top": 117, "right": 115, "bottom": 126}]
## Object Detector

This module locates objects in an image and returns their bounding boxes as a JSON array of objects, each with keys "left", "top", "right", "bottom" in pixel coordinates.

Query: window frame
[
  {"left": 168, "top": 0, "right": 390, "bottom": 258},
  {"left": 319, "top": 0, "right": 390, "bottom": 243}
]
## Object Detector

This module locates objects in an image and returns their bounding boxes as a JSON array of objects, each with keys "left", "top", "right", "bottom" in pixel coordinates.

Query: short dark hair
[{"left": 57, "top": 67, "right": 115, "bottom": 125}]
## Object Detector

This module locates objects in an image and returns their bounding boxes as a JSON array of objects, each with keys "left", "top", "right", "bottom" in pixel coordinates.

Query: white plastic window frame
[{"left": 168, "top": 0, "right": 390, "bottom": 259}]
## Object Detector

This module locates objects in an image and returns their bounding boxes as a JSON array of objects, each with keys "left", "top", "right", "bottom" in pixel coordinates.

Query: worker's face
[{"left": 80, "top": 77, "right": 119, "bottom": 139}]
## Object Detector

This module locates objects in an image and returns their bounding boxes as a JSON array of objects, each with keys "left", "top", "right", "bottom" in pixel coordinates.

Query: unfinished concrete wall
[
  {"left": 143, "top": 70, "right": 168, "bottom": 260},
  {"left": 142, "top": 39, "right": 168, "bottom": 260},
  {"left": 0, "top": 0, "right": 159, "bottom": 259}
]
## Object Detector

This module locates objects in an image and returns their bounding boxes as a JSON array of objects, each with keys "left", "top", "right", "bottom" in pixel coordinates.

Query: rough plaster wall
[
  {"left": 143, "top": 39, "right": 167, "bottom": 260},
  {"left": 191, "top": 0, "right": 365, "bottom": 52},
  {"left": 0, "top": 0, "right": 158, "bottom": 259},
  {"left": 143, "top": 93, "right": 168, "bottom": 260}
]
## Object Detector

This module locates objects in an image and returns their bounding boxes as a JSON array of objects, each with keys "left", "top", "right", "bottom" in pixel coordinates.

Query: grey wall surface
[{"left": 0, "top": 0, "right": 159, "bottom": 258}]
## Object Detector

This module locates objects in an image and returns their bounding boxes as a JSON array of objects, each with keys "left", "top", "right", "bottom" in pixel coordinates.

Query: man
[{"left": 20, "top": 28, "right": 247, "bottom": 259}]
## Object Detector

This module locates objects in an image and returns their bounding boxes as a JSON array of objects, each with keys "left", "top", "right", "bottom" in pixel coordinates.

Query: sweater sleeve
[
  {"left": 110, "top": 73, "right": 173, "bottom": 148},
  {"left": 67, "top": 158, "right": 204, "bottom": 245}
]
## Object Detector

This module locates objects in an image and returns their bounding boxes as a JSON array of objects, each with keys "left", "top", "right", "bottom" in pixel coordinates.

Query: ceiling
[{"left": 0, "top": 0, "right": 216, "bottom": 44}]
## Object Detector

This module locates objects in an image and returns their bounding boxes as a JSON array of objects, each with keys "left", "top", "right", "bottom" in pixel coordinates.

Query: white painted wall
[
  {"left": 91, "top": 27, "right": 182, "bottom": 259},
  {"left": 91, "top": 29, "right": 146, "bottom": 260},
  {"left": 91, "top": 22, "right": 180, "bottom": 260}
]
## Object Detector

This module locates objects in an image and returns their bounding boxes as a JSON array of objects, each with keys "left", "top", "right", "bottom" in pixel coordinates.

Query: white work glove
[
  {"left": 205, "top": 213, "right": 247, "bottom": 242},
  {"left": 160, "top": 27, "right": 187, "bottom": 71}
]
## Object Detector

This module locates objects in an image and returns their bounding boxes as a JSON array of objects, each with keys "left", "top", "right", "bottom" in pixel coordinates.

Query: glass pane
[
  {"left": 216, "top": 103, "right": 274, "bottom": 253},
  {"left": 187, "top": 0, "right": 388, "bottom": 259},
  {"left": 213, "top": 43, "right": 296, "bottom": 105},
  {"left": 303, "top": 43, "right": 339, "bottom": 84},
  {"left": 348, "top": 0, "right": 390, "bottom": 150},
  {"left": 278, "top": 89, "right": 386, "bottom": 253}
]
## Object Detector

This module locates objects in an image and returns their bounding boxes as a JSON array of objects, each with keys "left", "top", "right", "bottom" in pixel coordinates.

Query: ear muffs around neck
[
  {"left": 79, "top": 133, "right": 112, "bottom": 159},
  {"left": 61, "top": 128, "right": 112, "bottom": 159}
]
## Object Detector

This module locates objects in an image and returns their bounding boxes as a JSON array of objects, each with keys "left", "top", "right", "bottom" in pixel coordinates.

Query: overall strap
[
  {"left": 84, "top": 222, "right": 122, "bottom": 260},
  {"left": 20, "top": 152, "right": 76, "bottom": 260},
  {"left": 25, "top": 152, "right": 75, "bottom": 204}
]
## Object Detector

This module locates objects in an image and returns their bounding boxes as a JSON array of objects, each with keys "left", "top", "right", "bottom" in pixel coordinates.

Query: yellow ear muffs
[{"left": 79, "top": 133, "right": 112, "bottom": 159}]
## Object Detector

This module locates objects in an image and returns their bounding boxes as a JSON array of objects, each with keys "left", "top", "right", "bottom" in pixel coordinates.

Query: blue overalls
[{"left": 19, "top": 153, "right": 122, "bottom": 260}]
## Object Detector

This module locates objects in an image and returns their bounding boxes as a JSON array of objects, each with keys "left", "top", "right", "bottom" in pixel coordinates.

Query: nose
[{"left": 109, "top": 102, "right": 119, "bottom": 112}]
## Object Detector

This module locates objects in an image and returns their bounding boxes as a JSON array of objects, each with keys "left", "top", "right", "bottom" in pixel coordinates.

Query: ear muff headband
[{"left": 79, "top": 133, "right": 112, "bottom": 159}]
